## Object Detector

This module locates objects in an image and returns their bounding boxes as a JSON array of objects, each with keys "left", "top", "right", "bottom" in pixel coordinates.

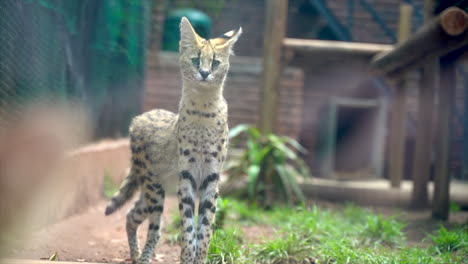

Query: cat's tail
[{"left": 105, "top": 169, "right": 139, "bottom": 216}]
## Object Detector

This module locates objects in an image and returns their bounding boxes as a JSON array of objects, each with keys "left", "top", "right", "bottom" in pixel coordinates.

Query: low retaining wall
[{"left": 15, "top": 139, "right": 131, "bottom": 229}]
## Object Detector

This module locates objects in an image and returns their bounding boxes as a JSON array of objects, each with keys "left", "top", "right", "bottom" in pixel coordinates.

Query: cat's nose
[{"left": 199, "top": 70, "right": 210, "bottom": 80}]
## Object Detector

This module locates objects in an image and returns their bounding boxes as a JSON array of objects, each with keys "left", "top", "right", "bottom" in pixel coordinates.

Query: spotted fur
[{"left": 105, "top": 17, "right": 241, "bottom": 264}]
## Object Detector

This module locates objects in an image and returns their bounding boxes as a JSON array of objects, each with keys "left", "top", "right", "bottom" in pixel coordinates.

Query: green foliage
[
  {"left": 102, "top": 170, "right": 119, "bottom": 199},
  {"left": 221, "top": 199, "right": 264, "bottom": 225},
  {"left": 214, "top": 198, "right": 230, "bottom": 230},
  {"left": 226, "top": 124, "right": 310, "bottom": 206},
  {"left": 450, "top": 201, "right": 461, "bottom": 212},
  {"left": 48, "top": 252, "right": 58, "bottom": 261},
  {"left": 161, "top": 198, "right": 466, "bottom": 264},
  {"left": 165, "top": 213, "right": 182, "bottom": 245},
  {"left": 429, "top": 225, "right": 468, "bottom": 253},
  {"left": 207, "top": 228, "right": 246, "bottom": 264},
  {"left": 253, "top": 232, "right": 314, "bottom": 264},
  {"left": 361, "top": 214, "right": 406, "bottom": 246}
]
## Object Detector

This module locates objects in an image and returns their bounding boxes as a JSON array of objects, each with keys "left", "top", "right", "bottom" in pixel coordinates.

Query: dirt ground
[
  {"left": 5, "top": 196, "right": 273, "bottom": 264},
  {"left": 5, "top": 197, "right": 468, "bottom": 263}
]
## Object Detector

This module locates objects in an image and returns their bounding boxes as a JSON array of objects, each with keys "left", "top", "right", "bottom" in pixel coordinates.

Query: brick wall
[
  {"left": 145, "top": 52, "right": 304, "bottom": 139},
  {"left": 192, "top": 0, "right": 426, "bottom": 54}
]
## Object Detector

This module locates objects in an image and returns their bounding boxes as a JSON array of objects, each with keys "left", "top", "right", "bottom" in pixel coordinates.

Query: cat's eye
[
  {"left": 212, "top": 59, "right": 220, "bottom": 70},
  {"left": 191, "top": 58, "right": 200, "bottom": 68}
]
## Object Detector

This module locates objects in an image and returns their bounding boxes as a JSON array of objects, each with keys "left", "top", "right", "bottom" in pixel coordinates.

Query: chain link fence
[{"left": 0, "top": 0, "right": 152, "bottom": 138}]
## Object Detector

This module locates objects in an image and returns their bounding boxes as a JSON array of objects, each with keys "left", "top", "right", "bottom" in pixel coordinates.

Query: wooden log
[
  {"left": 284, "top": 38, "right": 392, "bottom": 58},
  {"left": 371, "top": 7, "right": 468, "bottom": 77},
  {"left": 441, "top": 7, "right": 468, "bottom": 36},
  {"left": 432, "top": 56, "right": 456, "bottom": 220},
  {"left": 388, "top": 4, "right": 413, "bottom": 188},
  {"left": 259, "top": 0, "right": 288, "bottom": 133}
]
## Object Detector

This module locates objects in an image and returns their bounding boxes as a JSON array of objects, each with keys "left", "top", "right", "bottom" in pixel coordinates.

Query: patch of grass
[
  {"left": 450, "top": 201, "right": 461, "bottom": 213},
  {"left": 208, "top": 228, "right": 247, "bottom": 264},
  {"left": 102, "top": 170, "right": 118, "bottom": 199},
  {"left": 253, "top": 232, "right": 314, "bottom": 264},
  {"left": 214, "top": 198, "right": 230, "bottom": 230},
  {"left": 343, "top": 203, "right": 373, "bottom": 223},
  {"left": 361, "top": 214, "right": 406, "bottom": 246},
  {"left": 164, "top": 213, "right": 182, "bottom": 245},
  {"left": 162, "top": 198, "right": 466, "bottom": 264},
  {"left": 429, "top": 225, "right": 468, "bottom": 253},
  {"left": 225, "top": 199, "right": 264, "bottom": 225}
]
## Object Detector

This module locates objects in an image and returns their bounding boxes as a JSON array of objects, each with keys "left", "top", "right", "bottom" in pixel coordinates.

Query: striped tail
[{"left": 105, "top": 171, "right": 139, "bottom": 215}]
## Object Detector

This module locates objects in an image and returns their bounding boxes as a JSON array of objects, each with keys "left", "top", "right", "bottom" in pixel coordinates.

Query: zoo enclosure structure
[{"left": 261, "top": 0, "right": 468, "bottom": 220}]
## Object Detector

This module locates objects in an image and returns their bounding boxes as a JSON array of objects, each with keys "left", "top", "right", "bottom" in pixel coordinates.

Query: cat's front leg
[
  {"left": 195, "top": 171, "right": 220, "bottom": 264},
  {"left": 178, "top": 169, "right": 197, "bottom": 264}
]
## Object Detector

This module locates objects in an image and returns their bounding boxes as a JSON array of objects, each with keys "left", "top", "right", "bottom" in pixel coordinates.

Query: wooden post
[
  {"left": 388, "top": 4, "right": 413, "bottom": 188},
  {"left": 411, "top": 0, "right": 438, "bottom": 208},
  {"left": 148, "top": 0, "right": 167, "bottom": 53},
  {"left": 432, "top": 56, "right": 456, "bottom": 220},
  {"left": 259, "top": 0, "right": 288, "bottom": 133}
]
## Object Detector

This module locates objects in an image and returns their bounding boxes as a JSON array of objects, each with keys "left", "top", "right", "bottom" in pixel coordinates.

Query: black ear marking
[{"left": 219, "top": 34, "right": 231, "bottom": 39}]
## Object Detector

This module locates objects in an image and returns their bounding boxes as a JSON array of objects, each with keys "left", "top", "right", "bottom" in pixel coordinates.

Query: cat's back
[{"left": 130, "top": 109, "right": 178, "bottom": 147}]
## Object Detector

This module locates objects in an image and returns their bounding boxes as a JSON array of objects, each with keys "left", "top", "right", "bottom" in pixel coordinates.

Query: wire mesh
[{"left": 0, "top": 0, "right": 151, "bottom": 137}]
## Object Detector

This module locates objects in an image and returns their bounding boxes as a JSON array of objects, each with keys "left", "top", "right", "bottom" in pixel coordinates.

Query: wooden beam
[
  {"left": 432, "top": 56, "right": 456, "bottom": 220},
  {"left": 411, "top": 0, "right": 438, "bottom": 209},
  {"left": 259, "top": 0, "right": 288, "bottom": 133},
  {"left": 284, "top": 38, "right": 392, "bottom": 58},
  {"left": 371, "top": 7, "right": 468, "bottom": 77},
  {"left": 388, "top": 4, "right": 413, "bottom": 188}
]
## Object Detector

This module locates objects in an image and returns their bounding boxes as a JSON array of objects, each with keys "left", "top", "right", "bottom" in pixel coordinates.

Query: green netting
[{"left": 0, "top": 0, "right": 151, "bottom": 138}]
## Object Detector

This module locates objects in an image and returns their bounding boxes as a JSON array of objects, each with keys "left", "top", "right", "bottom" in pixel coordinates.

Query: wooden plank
[
  {"left": 284, "top": 38, "right": 392, "bottom": 57},
  {"left": 371, "top": 7, "right": 468, "bottom": 78},
  {"left": 259, "top": 0, "right": 288, "bottom": 133},
  {"left": 388, "top": 4, "right": 413, "bottom": 188},
  {"left": 432, "top": 56, "right": 456, "bottom": 220},
  {"left": 411, "top": 0, "right": 438, "bottom": 208}
]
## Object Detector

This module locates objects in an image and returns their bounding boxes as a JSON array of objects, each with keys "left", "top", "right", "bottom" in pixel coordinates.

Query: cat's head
[{"left": 179, "top": 17, "right": 242, "bottom": 86}]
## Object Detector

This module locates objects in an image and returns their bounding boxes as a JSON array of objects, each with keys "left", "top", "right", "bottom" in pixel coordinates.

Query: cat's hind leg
[
  {"left": 126, "top": 196, "right": 148, "bottom": 263},
  {"left": 137, "top": 178, "right": 166, "bottom": 264}
]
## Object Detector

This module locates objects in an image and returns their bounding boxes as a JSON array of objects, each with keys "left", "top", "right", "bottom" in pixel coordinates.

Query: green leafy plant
[
  {"left": 361, "top": 214, "right": 406, "bottom": 246},
  {"left": 226, "top": 124, "right": 310, "bottom": 206},
  {"left": 429, "top": 225, "right": 468, "bottom": 253}
]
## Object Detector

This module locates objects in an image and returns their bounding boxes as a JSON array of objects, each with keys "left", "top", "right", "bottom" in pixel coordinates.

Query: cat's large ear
[
  {"left": 180, "top": 17, "right": 203, "bottom": 52},
  {"left": 216, "top": 27, "right": 242, "bottom": 55}
]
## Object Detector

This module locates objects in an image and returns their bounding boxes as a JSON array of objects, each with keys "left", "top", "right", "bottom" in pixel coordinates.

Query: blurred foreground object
[{"left": 0, "top": 103, "right": 90, "bottom": 257}]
